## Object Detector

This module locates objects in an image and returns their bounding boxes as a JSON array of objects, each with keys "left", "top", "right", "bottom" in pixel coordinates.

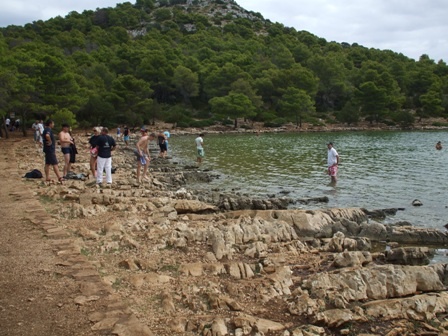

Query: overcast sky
[{"left": 0, "top": 0, "right": 446, "bottom": 62}]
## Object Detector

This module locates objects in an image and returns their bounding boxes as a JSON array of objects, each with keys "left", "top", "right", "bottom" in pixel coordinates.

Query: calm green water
[{"left": 169, "top": 130, "right": 448, "bottom": 230}]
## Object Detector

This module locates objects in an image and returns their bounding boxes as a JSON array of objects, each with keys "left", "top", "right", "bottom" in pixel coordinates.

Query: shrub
[
  {"left": 264, "top": 118, "right": 287, "bottom": 127},
  {"left": 189, "top": 119, "right": 215, "bottom": 128},
  {"left": 176, "top": 121, "right": 190, "bottom": 128},
  {"left": 222, "top": 119, "right": 233, "bottom": 125},
  {"left": 432, "top": 121, "right": 448, "bottom": 127},
  {"left": 239, "top": 124, "right": 253, "bottom": 129}
]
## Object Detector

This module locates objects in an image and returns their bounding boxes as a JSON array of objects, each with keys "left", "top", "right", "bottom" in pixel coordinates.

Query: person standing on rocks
[
  {"left": 42, "top": 119, "right": 64, "bottom": 184},
  {"left": 31, "top": 120, "right": 39, "bottom": 143},
  {"left": 89, "top": 127, "right": 101, "bottom": 179},
  {"left": 195, "top": 133, "right": 205, "bottom": 166},
  {"left": 116, "top": 125, "right": 121, "bottom": 140},
  {"left": 157, "top": 131, "right": 167, "bottom": 158},
  {"left": 163, "top": 130, "right": 171, "bottom": 154},
  {"left": 123, "top": 125, "right": 130, "bottom": 148},
  {"left": 327, "top": 142, "right": 339, "bottom": 185},
  {"left": 135, "top": 129, "right": 155, "bottom": 183},
  {"left": 95, "top": 127, "right": 116, "bottom": 186},
  {"left": 37, "top": 120, "right": 44, "bottom": 144},
  {"left": 58, "top": 123, "right": 74, "bottom": 178}
]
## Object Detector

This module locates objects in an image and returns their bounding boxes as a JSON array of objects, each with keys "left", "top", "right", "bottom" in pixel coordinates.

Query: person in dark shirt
[
  {"left": 157, "top": 131, "right": 167, "bottom": 158},
  {"left": 42, "top": 119, "right": 63, "bottom": 184},
  {"left": 95, "top": 127, "right": 116, "bottom": 186}
]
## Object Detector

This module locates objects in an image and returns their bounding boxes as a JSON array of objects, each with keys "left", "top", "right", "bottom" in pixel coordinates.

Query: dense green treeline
[{"left": 1, "top": 0, "right": 448, "bottom": 134}]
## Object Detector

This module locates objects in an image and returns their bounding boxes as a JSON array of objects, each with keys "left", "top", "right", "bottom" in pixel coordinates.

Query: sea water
[{"left": 171, "top": 130, "right": 448, "bottom": 231}]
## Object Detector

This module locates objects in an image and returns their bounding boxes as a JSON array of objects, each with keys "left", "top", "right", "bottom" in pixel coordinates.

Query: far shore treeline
[{"left": 1, "top": 0, "right": 448, "bottom": 137}]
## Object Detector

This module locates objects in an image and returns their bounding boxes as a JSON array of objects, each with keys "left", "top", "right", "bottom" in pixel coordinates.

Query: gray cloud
[
  {"left": 238, "top": 0, "right": 447, "bottom": 61},
  {"left": 0, "top": 1, "right": 126, "bottom": 27}
]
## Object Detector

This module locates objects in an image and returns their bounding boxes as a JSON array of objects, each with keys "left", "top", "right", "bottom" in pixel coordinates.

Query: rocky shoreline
[{"left": 16, "top": 132, "right": 448, "bottom": 335}]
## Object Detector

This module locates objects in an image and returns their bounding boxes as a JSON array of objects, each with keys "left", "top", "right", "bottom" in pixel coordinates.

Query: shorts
[
  {"left": 134, "top": 149, "right": 147, "bottom": 161},
  {"left": 159, "top": 143, "right": 167, "bottom": 152},
  {"left": 61, "top": 147, "right": 71, "bottom": 155},
  {"left": 197, "top": 148, "right": 204, "bottom": 158},
  {"left": 45, "top": 151, "right": 58, "bottom": 165},
  {"left": 124, "top": 135, "right": 130, "bottom": 141},
  {"left": 328, "top": 165, "right": 338, "bottom": 177}
]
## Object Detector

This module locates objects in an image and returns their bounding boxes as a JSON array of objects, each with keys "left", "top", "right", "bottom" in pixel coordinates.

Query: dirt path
[{"left": 0, "top": 136, "right": 95, "bottom": 336}]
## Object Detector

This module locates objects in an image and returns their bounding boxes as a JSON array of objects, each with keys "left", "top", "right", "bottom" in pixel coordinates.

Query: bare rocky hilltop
[{"left": 1, "top": 129, "right": 448, "bottom": 336}]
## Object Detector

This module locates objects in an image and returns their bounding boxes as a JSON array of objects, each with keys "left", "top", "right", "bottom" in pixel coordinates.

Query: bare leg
[
  {"left": 330, "top": 176, "right": 337, "bottom": 186},
  {"left": 142, "top": 162, "right": 149, "bottom": 180},
  {"left": 90, "top": 156, "right": 97, "bottom": 178},
  {"left": 136, "top": 161, "right": 142, "bottom": 182},
  {"left": 63, "top": 153, "right": 70, "bottom": 176},
  {"left": 53, "top": 165, "right": 62, "bottom": 181},
  {"left": 45, "top": 164, "right": 51, "bottom": 181}
]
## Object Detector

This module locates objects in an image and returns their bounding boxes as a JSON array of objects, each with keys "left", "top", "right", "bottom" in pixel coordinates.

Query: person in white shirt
[
  {"left": 31, "top": 120, "right": 39, "bottom": 143},
  {"left": 327, "top": 142, "right": 339, "bottom": 185},
  {"left": 37, "top": 120, "right": 44, "bottom": 144},
  {"left": 195, "top": 133, "right": 205, "bottom": 166}
]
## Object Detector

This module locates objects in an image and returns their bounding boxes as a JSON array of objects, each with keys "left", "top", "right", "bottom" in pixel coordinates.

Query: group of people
[
  {"left": 38, "top": 120, "right": 339, "bottom": 187},
  {"left": 5, "top": 117, "right": 20, "bottom": 132},
  {"left": 87, "top": 126, "right": 172, "bottom": 186},
  {"left": 31, "top": 120, "right": 44, "bottom": 144},
  {"left": 115, "top": 125, "right": 170, "bottom": 158},
  {"left": 39, "top": 120, "right": 78, "bottom": 184}
]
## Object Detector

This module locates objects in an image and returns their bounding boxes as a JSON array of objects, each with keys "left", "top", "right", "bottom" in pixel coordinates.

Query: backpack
[{"left": 24, "top": 169, "right": 43, "bottom": 179}]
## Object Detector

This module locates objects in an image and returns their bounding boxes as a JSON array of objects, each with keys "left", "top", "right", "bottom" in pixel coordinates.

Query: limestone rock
[
  {"left": 174, "top": 199, "right": 218, "bottom": 214},
  {"left": 288, "top": 292, "right": 323, "bottom": 316},
  {"left": 111, "top": 315, "right": 153, "bottom": 336},
  {"left": 161, "top": 290, "right": 175, "bottom": 313},
  {"left": 314, "top": 308, "right": 367, "bottom": 327},
  {"left": 210, "top": 318, "right": 228, "bottom": 336},
  {"left": 333, "top": 251, "right": 372, "bottom": 268},
  {"left": 234, "top": 313, "right": 285, "bottom": 333},
  {"left": 386, "top": 246, "right": 435, "bottom": 265},
  {"left": 302, "top": 264, "right": 445, "bottom": 305},
  {"left": 363, "top": 292, "right": 448, "bottom": 321}
]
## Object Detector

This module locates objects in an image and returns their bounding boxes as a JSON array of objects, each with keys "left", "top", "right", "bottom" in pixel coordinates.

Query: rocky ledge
[{"left": 18, "top": 135, "right": 448, "bottom": 336}]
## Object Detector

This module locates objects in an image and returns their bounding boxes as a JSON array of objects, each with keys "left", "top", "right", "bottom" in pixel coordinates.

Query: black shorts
[
  {"left": 61, "top": 147, "right": 71, "bottom": 155},
  {"left": 159, "top": 143, "right": 167, "bottom": 152},
  {"left": 45, "top": 151, "right": 58, "bottom": 165}
]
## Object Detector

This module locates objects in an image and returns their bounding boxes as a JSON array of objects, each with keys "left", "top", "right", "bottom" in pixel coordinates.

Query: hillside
[{"left": 1, "top": 0, "right": 447, "bottom": 134}]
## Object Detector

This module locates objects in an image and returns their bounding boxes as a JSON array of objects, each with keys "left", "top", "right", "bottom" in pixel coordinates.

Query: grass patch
[{"left": 80, "top": 247, "right": 91, "bottom": 256}]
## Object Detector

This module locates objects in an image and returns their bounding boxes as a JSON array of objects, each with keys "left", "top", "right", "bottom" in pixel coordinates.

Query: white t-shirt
[
  {"left": 38, "top": 123, "right": 44, "bottom": 134},
  {"left": 195, "top": 136, "right": 203, "bottom": 149},
  {"left": 327, "top": 147, "right": 339, "bottom": 167}
]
